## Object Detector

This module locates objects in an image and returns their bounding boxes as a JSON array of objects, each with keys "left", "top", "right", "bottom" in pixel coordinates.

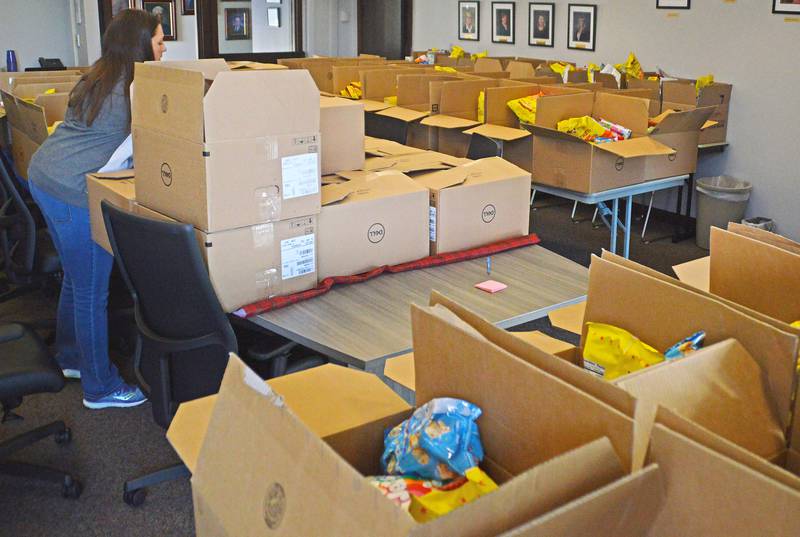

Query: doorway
[{"left": 357, "top": 0, "right": 413, "bottom": 59}]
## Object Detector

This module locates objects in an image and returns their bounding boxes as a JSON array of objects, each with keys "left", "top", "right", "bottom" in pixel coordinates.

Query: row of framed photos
[{"left": 459, "top": 2, "right": 597, "bottom": 51}]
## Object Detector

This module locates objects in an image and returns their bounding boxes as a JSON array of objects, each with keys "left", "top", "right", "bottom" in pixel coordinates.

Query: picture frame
[
  {"left": 267, "top": 7, "right": 281, "bottom": 28},
  {"left": 458, "top": 1, "right": 480, "bottom": 41},
  {"left": 656, "top": 0, "right": 690, "bottom": 9},
  {"left": 567, "top": 4, "right": 596, "bottom": 52},
  {"left": 266, "top": 0, "right": 282, "bottom": 3},
  {"left": 773, "top": 0, "right": 800, "bottom": 14},
  {"left": 143, "top": 1, "right": 177, "bottom": 41},
  {"left": 181, "top": 0, "right": 195, "bottom": 16},
  {"left": 492, "top": 2, "right": 516, "bottom": 44},
  {"left": 529, "top": 2, "right": 554, "bottom": 47},
  {"left": 225, "top": 7, "right": 252, "bottom": 39}
]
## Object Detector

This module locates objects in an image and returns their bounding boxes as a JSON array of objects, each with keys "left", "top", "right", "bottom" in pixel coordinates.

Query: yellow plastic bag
[
  {"left": 557, "top": 116, "right": 608, "bottom": 142},
  {"left": 470, "top": 50, "right": 488, "bottom": 62},
  {"left": 583, "top": 323, "right": 665, "bottom": 380},
  {"left": 587, "top": 63, "right": 601, "bottom": 83},
  {"left": 478, "top": 91, "right": 485, "bottom": 123},
  {"left": 408, "top": 467, "right": 498, "bottom": 523},
  {"left": 506, "top": 93, "right": 542, "bottom": 125},
  {"left": 695, "top": 74, "right": 714, "bottom": 96},
  {"left": 384, "top": 95, "right": 398, "bottom": 106},
  {"left": 615, "top": 52, "right": 643, "bottom": 81},
  {"left": 47, "top": 120, "right": 62, "bottom": 135},
  {"left": 450, "top": 46, "right": 465, "bottom": 59},
  {"left": 549, "top": 62, "right": 567, "bottom": 75},
  {"left": 434, "top": 65, "right": 457, "bottom": 74},
  {"left": 340, "top": 81, "right": 362, "bottom": 99}
]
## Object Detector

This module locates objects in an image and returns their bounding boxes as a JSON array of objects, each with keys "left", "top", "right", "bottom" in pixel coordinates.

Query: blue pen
[{"left": 486, "top": 256, "right": 491, "bottom": 275}]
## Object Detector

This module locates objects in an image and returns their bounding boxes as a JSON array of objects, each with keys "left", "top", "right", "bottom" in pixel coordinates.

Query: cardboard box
[
  {"left": 464, "top": 84, "right": 587, "bottom": 173},
  {"left": 318, "top": 171, "right": 429, "bottom": 279},
  {"left": 530, "top": 93, "right": 676, "bottom": 193},
  {"left": 226, "top": 61, "right": 288, "bottom": 71},
  {"left": 0, "top": 70, "right": 82, "bottom": 98},
  {"left": 136, "top": 204, "right": 318, "bottom": 311},
  {"left": 662, "top": 79, "right": 732, "bottom": 144},
  {"left": 416, "top": 157, "right": 530, "bottom": 255},
  {"left": 364, "top": 136, "right": 425, "bottom": 158},
  {"left": 319, "top": 96, "right": 365, "bottom": 174},
  {"left": 278, "top": 57, "right": 386, "bottom": 94},
  {"left": 643, "top": 106, "right": 715, "bottom": 180},
  {"left": 341, "top": 151, "right": 468, "bottom": 179},
  {"left": 87, "top": 171, "right": 137, "bottom": 254},
  {"left": 132, "top": 60, "right": 321, "bottom": 233}
]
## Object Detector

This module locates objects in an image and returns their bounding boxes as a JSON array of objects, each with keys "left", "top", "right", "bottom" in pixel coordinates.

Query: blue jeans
[{"left": 29, "top": 181, "right": 124, "bottom": 398}]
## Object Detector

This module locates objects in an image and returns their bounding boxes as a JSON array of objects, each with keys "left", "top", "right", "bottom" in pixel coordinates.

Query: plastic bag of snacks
[
  {"left": 382, "top": 398, "right": 484, "bottom": 481},
  {"left": 409, "top": 467, "right": 497, "bottom": 522},
  {"left": 695, "top": 74, "right": 714, "bottom": 96},
  {"left": 615, "top": 52, "right": 643, "bottom": 81},
  {"left": 470, "top": 50, "right": 488, "bottom": 62},
  {"left": 340, "top": 81, "right": 362, "bottom": 100},
  {"left": 557, "top": 116, "right": 610, "bottom": 142},
  {"left": 586, "top": 63, "right": 602, "bottom": 83},
  {"left": 434, "top": 65, "right": 458, "bottom": 74},
  {"left": 664, "top": 331, "right": 706, "bottom": 360},
  {"left": 506, "top": 93, "right": 543, "bottom": 125},
  {"left": 549, "top": 62, "right": 572, "bottom": 83},
  {"left": 450, "top": 46, "right": 465, "bottom": 59},
  {"left": 384, "top": 96, "right": 398, "bottom": 106},
  {"left": 478, "top": 91, "right": 485, "bottom": 123},
  {"left": 583, "top": 322, "right": 665, "bottom": 380}
]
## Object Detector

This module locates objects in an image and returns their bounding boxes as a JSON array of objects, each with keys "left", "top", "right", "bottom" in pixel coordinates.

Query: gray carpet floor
[{"left": 0, "top": 200, "right": 706, "bottom": 537}]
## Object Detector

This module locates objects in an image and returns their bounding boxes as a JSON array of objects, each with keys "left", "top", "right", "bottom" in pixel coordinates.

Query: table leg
[
  {"left": 624, "top": 195, "right": 633, "bottom": 259},
  {"left": 610, "top": 198, "right": 619, "bottom": 254},
  {"left": 672, "top": 174, "right": 696, "bottom": 243}
]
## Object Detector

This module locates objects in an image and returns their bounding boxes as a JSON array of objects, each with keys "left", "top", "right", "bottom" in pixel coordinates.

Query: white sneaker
[{"left": 62, "top": 369, "right": 81, "bottom": 379}]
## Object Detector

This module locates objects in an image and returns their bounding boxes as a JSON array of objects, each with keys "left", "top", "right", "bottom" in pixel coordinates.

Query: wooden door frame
[
  {"left": 357, "top": 0, "right": 413, "bottom": 59},
  {"left": 196, "top": 0, "right": 305, "bottom": 61}
]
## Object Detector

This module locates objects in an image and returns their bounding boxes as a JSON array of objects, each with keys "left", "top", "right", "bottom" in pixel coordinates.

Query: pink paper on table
[{"left": 475, "top": 280, "right": 508, "bottom": 293}]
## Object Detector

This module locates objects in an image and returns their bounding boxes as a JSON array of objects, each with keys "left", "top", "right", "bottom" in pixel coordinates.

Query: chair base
[
  {"left": 123, "top": 463, "right": 191, "bottom": 507},
  {"left": 0, "top": 420, "right": 83, "bottom": 498}
]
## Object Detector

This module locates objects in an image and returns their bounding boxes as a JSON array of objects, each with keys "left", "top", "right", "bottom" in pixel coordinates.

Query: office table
[
  {"left": 249, "top": 245, "right": 588, "bottom": 373},
  {"left": 531, "top": 175, "right": 689, "bottom": 259}
]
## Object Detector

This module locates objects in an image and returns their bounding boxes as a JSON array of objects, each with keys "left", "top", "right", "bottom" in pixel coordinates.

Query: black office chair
[
  {"left": 0, "top": 154, "right": 61, "bottom": 303},
  {"left": 467, "top": 133, "right": 503, "bottom": 160},
  {"left": 0, "top": 323, "right": 82, "bottom": 499},
  {"left": 101, "top": 202, "right": 324, "bottom": 506}
]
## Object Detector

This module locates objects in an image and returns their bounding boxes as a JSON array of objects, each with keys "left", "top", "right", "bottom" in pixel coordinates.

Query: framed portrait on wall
[
  {"left": 529, "top": 3, "right": 554, "bottom": 47},
  {"left": 181, "top": 0, "right": 195, "bottom": 15},
  {"left": 143, "top": 1, "right": 177, "bottom": 40},
  {"left": 567, "top": 4, "right": 596, "bottom": 51},
  {"left": 773, "top": 0, "right": 800, "bottom": 14},
  {"left": 225, "top": 8, "right": 252, "bottom": 39},
  {"left": 459, "top": 1, "right": 480, "bottom": 41},
  {"left": 656, "top": 0, "right": 690, "bottom": 9},
  {"left": 492, "top": 2, "right": 515, "bottom": 44}
]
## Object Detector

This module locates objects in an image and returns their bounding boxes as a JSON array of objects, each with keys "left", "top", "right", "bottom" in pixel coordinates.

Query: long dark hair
[{"left": 70, "top": 9, "right": 160, "bottom": 126}]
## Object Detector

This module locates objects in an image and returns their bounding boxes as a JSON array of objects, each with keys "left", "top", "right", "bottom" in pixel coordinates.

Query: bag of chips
[
  {"left": 583, "top": 322, "right": 665, "bottom": 380},
  {"left": 507, "top": 93, "right": 543, "bottom": 125},
  {"left": 695, "top": 74, "right": 714, "bottom": 96},
  {"left": 450, "top": 46, "right": 465, "bottom": 59},
  {"left": 557, "top": 116, "right": 612, "bottom": 142},
  {"left": 409, "top": 467, "right": 497, "bottom": 522},
  {"left": 665, "top": 331, "right": 706, "bottom": 360},
  {"left": 340, "top": 81, "right": 363, "bottom": 100}
]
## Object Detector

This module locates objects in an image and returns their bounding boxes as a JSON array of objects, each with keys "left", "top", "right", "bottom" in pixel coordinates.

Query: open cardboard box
[
  {"left": 661, "top": 78, "right": 732, "bottom": 144},
  {"left": 0, "top": 70, "right": 82, "bottom": 98},
  {"left": 319, "top": 96, "right": 365, "bottom": 175},
  {"left": 372, "top": 74, "right": 460, "bottom": 149},
  {"left": 421, "top": 79, "right": 532, "bottom": 158},
  {"left": 277, "top": 57, "right": 387, "bottom": 93},
  {"left": 529, "top": 92, "right": 676, "bottom": 193},
  {"left": 318, "top": 171, "right": 429, "bottom": 279},
  {"left": 136, "top": 203, "right": 318, "bottom": 312},
  {"left": 463, "top": 84, "right": 588, "bottom": 173},
  {"left": 132, "top": 59, "right": 321, "bottom": 233},
  {"left": 87, "top": 171, "right": 137, "bottom": 254},
  {"left": 643, "top": 105, "right": 715, "bottom": 179},
  {"left": 168, "top": 294, "right": 644, "bottom": 536},
  {"left": 338, "top": 150, "right": 469, "bottom": 180},
  {"left": 415, "top": 157, "right": 530, "bottom": 255},
  {"left": 332, "top": 66, "right": 420, "bottom": 112}
]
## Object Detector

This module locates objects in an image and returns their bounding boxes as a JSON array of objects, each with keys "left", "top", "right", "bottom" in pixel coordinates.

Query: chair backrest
[
  {"left": 102, "top": 202, "right": 237, "bottom": 427},
  {"left": 0, "top": 154, "right": 37, "bottom": 279},
  {"left": 467, "top": 133, "right": 503, "bottom": 160}
]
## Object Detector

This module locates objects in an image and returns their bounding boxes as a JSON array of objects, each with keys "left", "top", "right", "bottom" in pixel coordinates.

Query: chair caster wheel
[
  {"left": 62, "top": 476, "right": 83, "bottom": 499},
  {"left": 55, "top": 428, "right": 72, "bottom": 445},
  {"left": 124, "top": 488, "right": 147, "bottom": 507}
]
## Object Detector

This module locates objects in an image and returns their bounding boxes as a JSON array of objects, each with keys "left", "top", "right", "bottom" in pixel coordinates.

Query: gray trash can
[{"left": 695, "top": 176, "right": 752, "bottom": 249}]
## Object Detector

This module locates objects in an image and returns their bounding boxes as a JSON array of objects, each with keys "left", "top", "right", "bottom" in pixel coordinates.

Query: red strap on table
[{"left": 235, "top": 233, "right": 540, "bottom": 318}]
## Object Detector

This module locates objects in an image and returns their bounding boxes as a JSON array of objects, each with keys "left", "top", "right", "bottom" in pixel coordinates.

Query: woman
[{"left": 28, "top": 9, "right": 166, "bottom": 409}]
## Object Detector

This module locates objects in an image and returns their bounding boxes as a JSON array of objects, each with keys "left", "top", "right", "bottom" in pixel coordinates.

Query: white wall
[
  {"left": 413, "top": 0, "right": 800, "bottom": 239},
  {"left": 0, "top": 0, "right": 77, "bottom": 69}
]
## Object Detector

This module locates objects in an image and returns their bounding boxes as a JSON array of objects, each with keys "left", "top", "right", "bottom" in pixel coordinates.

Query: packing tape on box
[
  {"left": 255, "top": 187, "right": 282, "bottom": 222},
  {"left": 255, "top": 268, "right": 279, "bottom": 296},
  {"left": 251, "top": 222, "right": 275, "bottom": 249}
]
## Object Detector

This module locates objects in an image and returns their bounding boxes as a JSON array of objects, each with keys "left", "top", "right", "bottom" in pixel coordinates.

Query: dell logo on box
[
  {"left": 368, "top": 223, "right": 385, "bottom": 243},
  {"left": 482, "top": 204, "right": 496, "bottom": 223},
  {"left": 615, "top": 157, "right": 625, "bottom": 171},
  {"left": 160, "top": 163, "right": 173, "bottom": 187},
  {"left": 160, "top": 94, "right": 169, "bottom": 113}
]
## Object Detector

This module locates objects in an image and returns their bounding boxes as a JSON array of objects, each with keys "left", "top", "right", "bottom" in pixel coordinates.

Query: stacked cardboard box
[{"left": 131, "top": 59, "right": 322, "bottom": 311}]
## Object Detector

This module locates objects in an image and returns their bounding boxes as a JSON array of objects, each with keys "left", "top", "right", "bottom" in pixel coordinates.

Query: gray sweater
[{"left": 28, "top": 80, "right": 130, "bottom": 208}]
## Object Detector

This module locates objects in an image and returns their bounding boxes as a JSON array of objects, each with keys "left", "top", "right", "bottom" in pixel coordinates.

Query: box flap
[
  {"left": 359, "top": 151, "right": 466, "bottom": 175},
  {"left": 89, "top": 169, "right": 136, "bottom": 181},
  {"left": 548, "top": 301, "right": 586, "bottom": 335},
  {"left": 511, "top": 331, "right": 577, "bottom": 360},
  {"left": 592, "top": 136, "right": 676, "bottom": 159},
  {"left": 533, "top": 92, "right": 595, "bottom": 128},
  {"left": 483, "top": 84, "right": 540, "bottom": 127},
  {"left": 362, "top": 99, "right": 392, "bottom": 112},
  {"left": 375, "top": 106, "right": 429, "bottom": 123},
  {"left": 204, "top": 70, "right": 320, "bottom": 142},
  {"left": 420, "top": 114, "right": 480, "bottom": 129},
  {"left": 384, "top": 352, "right": 415, "bottom": 392},
  {"left": 321, "top": 171, "right": 422, "bottom": 206},
  {"left": 33, "top": 92, "right": 69, "bottom": 125},
  {"left": 463, "top": 123, "right": 530, "bottom": 142},
  {"left": 14, "top": 98, "right": 49, "bottom": 143},
  {"left": 396, "top": 74, "right": 458, "bottom": 107},
  {"left": 728, "top": 221, "right": 800, "bottom": 255},
  {"left": 672, "top": 256, "right": 710, "bottom": 292},
  {"left": 593, "top": 92, "right": 649, "bottom": 136},
  {"left": 662, "top": 80, "right": 698, "bottom": 105},
  {"left": 651, "top": 106, "right": 716, "bottom": 135},
  {"left": 148, "top": 58, "right": 230, "bottom": 79},
  {"left": 166, "top": 395, "right": 216, "bottom": 474},
  {"left": 506, "top": 61, "right": 537, "bottom": 79},
  {"left": 616, "top": 339, "right": 786, "bottom": 460},
  {"left": 474, "top": 58, "right": 504, "bottom": 73},
  {"left": 416, "top": 157, "right": 528, "bottom": 191},
  {"left": 363, "top": 136, "right": 425, "bottom": 157}
]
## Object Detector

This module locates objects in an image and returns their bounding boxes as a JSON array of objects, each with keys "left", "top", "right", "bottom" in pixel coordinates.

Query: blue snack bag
[
  {"left": 665, "top": 331, "right": 706, "bottom": 360},
  {"left": 381, "top": 398, "right": 484, "bottom": 481}
]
